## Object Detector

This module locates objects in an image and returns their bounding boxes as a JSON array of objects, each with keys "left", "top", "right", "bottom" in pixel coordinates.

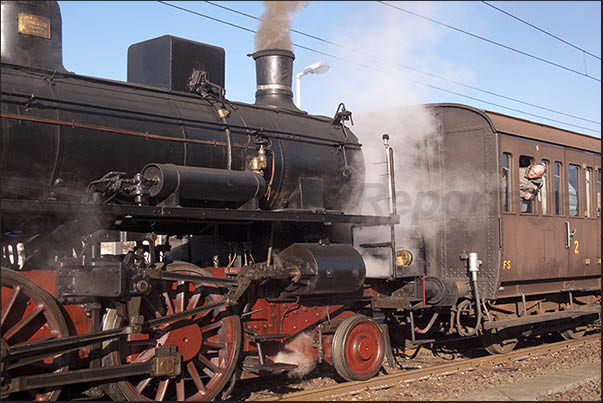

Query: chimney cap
[{"left": 249, "top": 49, "right": 295, "bottom": 60}]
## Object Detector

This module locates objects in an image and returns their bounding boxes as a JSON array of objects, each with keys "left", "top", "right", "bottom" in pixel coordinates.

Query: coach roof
[{"left": 426, "top": 103, "right": 601, "bottom": 154}]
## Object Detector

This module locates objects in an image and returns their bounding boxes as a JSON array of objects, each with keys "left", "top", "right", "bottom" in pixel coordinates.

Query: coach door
[
  {"left": 534, "top": 142, "right": 567, "bottom": 280},
  {"left": 499, "top": 136, "right": 567, "bottom": 287},
  {"left": 564, "top": 148, "right": 601, "bottom": 281}
]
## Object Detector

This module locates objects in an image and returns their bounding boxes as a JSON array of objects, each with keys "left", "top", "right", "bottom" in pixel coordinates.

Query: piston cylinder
[
  {"left": 141, "top": 163, "right": 266, "bottom": 207},
  {"left": 278, "top": 243, "right": 366, "bottom": 296}
]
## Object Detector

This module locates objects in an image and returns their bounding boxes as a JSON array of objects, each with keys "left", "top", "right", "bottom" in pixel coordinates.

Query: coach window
[
  {"left": 568, "top": 164, "right": 580, "bottom": 217},
  {"left": 585, "top": 168, "right": 592, "bottom": 217},
  {"left": 539, "top": 159, "right": 550, "bottom": 215},
  {"left": 554, "top": 162, "right": 562, "bottom": 215},
  {"left": 501, "top": 153, "right": 511, "bottom": 212},
  {"left": 519, "top": 155, "right": 535, "bottom": 213}
]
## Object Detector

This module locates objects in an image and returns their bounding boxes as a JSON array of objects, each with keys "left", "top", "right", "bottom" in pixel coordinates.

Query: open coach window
[{"left": 519, "top": 155, "right": 535, "bottom": 213}]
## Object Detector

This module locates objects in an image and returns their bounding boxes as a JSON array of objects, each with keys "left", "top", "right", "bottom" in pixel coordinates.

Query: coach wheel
[
  {"left": 559, "top": 320, "right": 587, "bottom": 340},
  {"left": 1, "top": 267, "right": 70, "bottom": 401},
  {"left": 332, "top": 314, "right": 385, "bottom": 381},
  {"left": 103, "top": 262, "right": 241, "bottom": 401},
  {"left": 479, "top": 329, "right": 518, "bottom": 355}
]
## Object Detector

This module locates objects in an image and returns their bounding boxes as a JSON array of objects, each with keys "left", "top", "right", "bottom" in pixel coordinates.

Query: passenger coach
[{"left": 420, "top": 104, "right": 600, "bottom": 353}]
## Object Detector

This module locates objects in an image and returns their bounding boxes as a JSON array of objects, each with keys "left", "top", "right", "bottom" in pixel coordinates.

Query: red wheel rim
[{"left": 343, "top": 320, "right": 384, "bottom": 379}]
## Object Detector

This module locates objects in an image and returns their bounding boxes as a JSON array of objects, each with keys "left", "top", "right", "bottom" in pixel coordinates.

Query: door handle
[{"left": 565, "top": 221, "right": 576, "bottom": 248}]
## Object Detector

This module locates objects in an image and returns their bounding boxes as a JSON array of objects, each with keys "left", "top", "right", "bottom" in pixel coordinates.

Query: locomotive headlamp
[{"left": 395, "top": 249, "right": 413, "bottom": 267}]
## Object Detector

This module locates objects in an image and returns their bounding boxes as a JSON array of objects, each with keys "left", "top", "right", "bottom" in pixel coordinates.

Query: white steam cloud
[
  {"left": 314, "top": 3, "right": 475, "bottom": 277},
  {"left": 255, "top": 1, "right": 308, "bottom": 51},
  {"left": 273, "top": 332, "right": 316, "bottom": 378}
]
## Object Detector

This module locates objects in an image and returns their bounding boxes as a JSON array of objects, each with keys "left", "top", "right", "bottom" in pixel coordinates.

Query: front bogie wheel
[{"left": 331, "top": 314, "right": 385, "bottom": 381}]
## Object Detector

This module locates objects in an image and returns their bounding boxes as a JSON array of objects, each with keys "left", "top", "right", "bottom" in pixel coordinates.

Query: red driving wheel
[
  {"left": 103, "top": 262, "right": 241, "bottom": 401},
  {"left": 331, "top": 314, "right": 384, "bottom": 381},
  {"left": 1, "top": 267, "right": 70, "bottom": 401}
]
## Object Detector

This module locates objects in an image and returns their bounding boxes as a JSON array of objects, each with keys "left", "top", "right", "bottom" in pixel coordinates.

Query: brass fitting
[
  {"left": 249, "top": 145, "right": 268, "bottom": 174},
  {"left": 395, "top": 249, "right": 413, "bottom": 267},
  {"left": 217, "top": 107, "right": 230, "bottom": 119}
]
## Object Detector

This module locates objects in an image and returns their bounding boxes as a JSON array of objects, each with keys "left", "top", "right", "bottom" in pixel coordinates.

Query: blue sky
[{"left": 58, "top": 1, "right": 601, "bottom": 137}]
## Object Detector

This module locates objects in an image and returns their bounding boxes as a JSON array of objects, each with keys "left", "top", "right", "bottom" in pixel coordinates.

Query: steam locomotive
[{"left": 1, "top": 1, "right": 600, "bottom": 401}]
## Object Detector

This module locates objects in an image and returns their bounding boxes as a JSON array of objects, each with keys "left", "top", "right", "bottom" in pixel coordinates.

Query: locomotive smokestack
[
  {"left": 251, "top": 49, "right": 300, "bottom": 111},
  {"left": 1, "top": 0, "right": 67, "bottom": 72},
  {"left": 251, "top": 1, "right": 307, "bottom": 111}
]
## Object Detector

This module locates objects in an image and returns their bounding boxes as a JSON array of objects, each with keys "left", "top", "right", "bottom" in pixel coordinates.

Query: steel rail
[{"left": 258, "top": 334, "right": 600, "bottom": 401}]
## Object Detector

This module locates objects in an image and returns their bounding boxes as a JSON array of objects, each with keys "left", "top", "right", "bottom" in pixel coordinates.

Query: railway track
[{"left": 256, "top": 334, "right": 600, "bottom": 401}]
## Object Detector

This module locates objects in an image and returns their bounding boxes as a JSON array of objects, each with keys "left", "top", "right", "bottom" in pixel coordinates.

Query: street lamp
[{"left": 295, "top": 61, "right": 330, "bottom": 109}]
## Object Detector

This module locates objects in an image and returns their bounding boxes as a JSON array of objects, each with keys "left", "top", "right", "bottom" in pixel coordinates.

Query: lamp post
[{"left": 295, "top": 61, "right": 330, "bottom": 109}]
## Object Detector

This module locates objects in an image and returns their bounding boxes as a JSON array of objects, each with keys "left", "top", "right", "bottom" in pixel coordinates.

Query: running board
[
  {"left": 483, "top": 306, "right": 600, "bottom": 330},
  {"left": 359, "top": 242, "right": 392, "bottom": 248}
]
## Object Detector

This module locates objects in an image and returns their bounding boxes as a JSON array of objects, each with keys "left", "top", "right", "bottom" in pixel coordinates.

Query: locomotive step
[{"left": 241, "top": 356, "right": 298, "bottom": 375}]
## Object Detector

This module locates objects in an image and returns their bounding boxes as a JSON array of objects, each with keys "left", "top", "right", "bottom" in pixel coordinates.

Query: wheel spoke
[
  {"left": 197, "top": 353, "right": 220, "bottom": 374},
  {"left": 199, "top": 320, "right": 223, "bottom": 333},
  {"left": 155, "top": 379, "right": 169, "bottom": 401},
  {"left": 130, "top": 347, "right": 155, "bottom": 364},
  {"left": 1, "top": 285, "right": 21, "bottom": 327},
  {"left": 176, "top": 281, "right": 186, "bottom": 313},
  {"left": 176, "top": 378, "right": 185, "bottom": 401},
  {"left": 136, "top": 377, "right": 151, "bottom": 393},
  {"left": 3, "top": 303, "right": 45, "bottom": 341},
  {"left": 186, "top": 361, "right": 207, "bottom": 394},
  {"left": 203, "top": 341, "right": 226, "bottom": 350},
  {"left": 186, "top": 292, "right": 201, "bottom": 311},
  {"left": 162, "top": 292, "right": 175, "bottom": 316}
]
